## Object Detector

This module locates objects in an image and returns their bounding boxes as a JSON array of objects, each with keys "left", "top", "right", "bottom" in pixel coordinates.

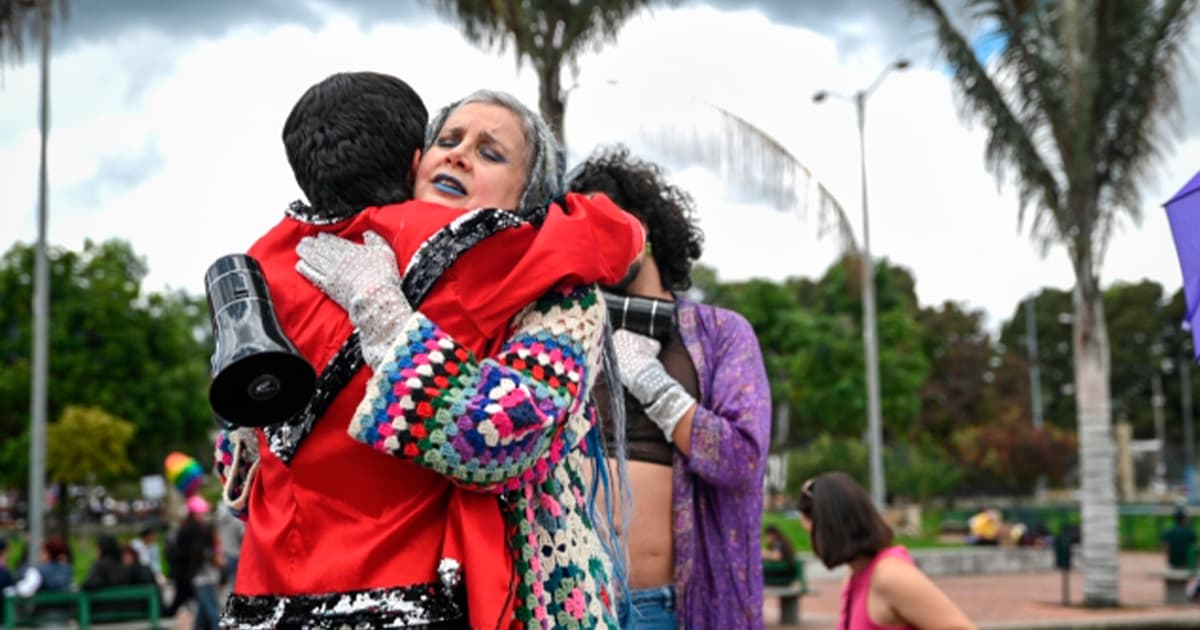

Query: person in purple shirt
[{"left": 569, "top": 146, "right": 772, "bottom": 629}]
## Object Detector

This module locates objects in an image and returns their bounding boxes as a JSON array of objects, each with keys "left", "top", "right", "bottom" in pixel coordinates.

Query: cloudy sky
[{"left": 2, "top": 0, "right": 1198, "bottom": 329}]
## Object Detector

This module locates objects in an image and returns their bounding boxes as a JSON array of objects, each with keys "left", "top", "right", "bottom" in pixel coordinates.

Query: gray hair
[{"left": 424, "top": 89, "right": 564, "bottom": 212}]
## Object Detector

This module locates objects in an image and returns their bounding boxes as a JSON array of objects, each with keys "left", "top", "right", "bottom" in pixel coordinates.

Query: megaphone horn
[{"left": 205, "top": 254, "right": 315, "bottom": 427}]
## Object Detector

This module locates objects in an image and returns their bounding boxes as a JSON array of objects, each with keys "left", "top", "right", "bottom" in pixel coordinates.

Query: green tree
[
  {"left": 914, "top": 301, "right": 994, "bottom": 442},
  {"left": 429, "top": 0, "right": 670, "bottom": 144},
  {"left": 703, "top": 256, "right": 928, "bottom": 445},
  {"left": 44, "top": 405, "right": 134, "bottom": 536},
  {"left": 46, "top": 405, "right": 134, "bottom": 486},
  {"left": 0, "top": 239, "right": 213, "bottom": 482},
  {"left": 1104, "top": 281, "right": 1169, "bottom": 438},
  {"left": 1159, "top": 288, "right": 1200, "bottom": 474},
  {"left": 909, "top": 0, "right": 1197, "bottom": 605},
  {"left": 951, "top": 411, "right": 1078, "bottom": 495},
  {"left": 885, "top": 439, "right": 963, "bottom": 502},
  {"left": 998, "top": 288, "right": 1076, "bottom": 430}
]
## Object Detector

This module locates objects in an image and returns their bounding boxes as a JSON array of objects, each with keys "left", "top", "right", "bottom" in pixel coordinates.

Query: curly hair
[{"left": 566, "top": 145, "right": 704, "bottom": 291}]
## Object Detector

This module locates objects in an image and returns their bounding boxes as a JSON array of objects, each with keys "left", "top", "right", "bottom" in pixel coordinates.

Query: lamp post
[
  {"left": 813, "top": 58, "right": 909, "bottom": 511},
  {"left": 28, "top": 0, "right": 52, "bottom": 563}
]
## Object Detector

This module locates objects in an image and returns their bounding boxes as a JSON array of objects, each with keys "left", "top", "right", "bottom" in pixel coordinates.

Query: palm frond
[
  {"left": 429, "top": 0, "right": 669, "bottom": 74},
  {"left": 975, "top": 0, "right": 1073, "bottom": 168},
  {"left": 909, "top": 0, "right": 1063, "bottom": 245},
  {"left": 1091, "top": 0, "right": 1197, "bottom": 242},
  {"left": 634, "top": 98, "right": 858, "bottom": 254},
  {"left": 0, "top": 0, "right": 64, "bottom": 67}
]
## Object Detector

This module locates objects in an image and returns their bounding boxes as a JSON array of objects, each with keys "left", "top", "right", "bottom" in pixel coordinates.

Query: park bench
[
  {"left": 763, "top": 558, "right": 809, "bottom": 626},
  {"left": 3, "top": 589, "right": 89, "bottom": 629},
  {"left": 3, "top": 583, "right": 161, "bottom": 629},
  {"left": 87, "top": 584, "right": 161, "bottom": 627},
  {"left": 1148, "top": 567, "right": 1194, "bottom": 605}
]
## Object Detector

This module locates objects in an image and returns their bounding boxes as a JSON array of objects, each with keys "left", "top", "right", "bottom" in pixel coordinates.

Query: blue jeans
[
  {"left": 193, "top": 583, "right": 220, "bottom": 630},
  {"left": 618, "top": 585, "right": 677, "bottom": 629}
]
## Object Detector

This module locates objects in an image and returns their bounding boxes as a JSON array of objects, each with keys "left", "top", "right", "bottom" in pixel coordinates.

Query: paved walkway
[{"left": 766, "top": 552, "right": 1200, "bottom": 629}]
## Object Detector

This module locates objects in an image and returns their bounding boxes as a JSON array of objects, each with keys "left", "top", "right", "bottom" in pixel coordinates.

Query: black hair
[
  {"left": 96, "top": 535, "right": 121, "bottom": 562},
  {"left": 567, "top": 145, "right": 704, "bottom": 291},
  {"left": 283, "top": 71, "right": 428, "bottom": 221},
  {"left": 798, "top": 472, "right": 894, "bottom": 570},
  {"left": 764, "top": 524, "right": 795, "bottom": 562}
]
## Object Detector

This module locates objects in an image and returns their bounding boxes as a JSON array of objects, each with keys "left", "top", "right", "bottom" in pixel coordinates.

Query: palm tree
[
  {"left": 0, "top": 0, "right": 62, "bottom": 65},
  {"left": 429, "top": 0, "right": 673, "bottom": 145},
  {"left": 908, "top": 0, "right": 1197, "bottom": 606}
]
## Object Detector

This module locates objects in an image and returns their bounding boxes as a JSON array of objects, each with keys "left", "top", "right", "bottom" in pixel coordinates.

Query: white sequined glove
[
  {"left": 296, "top": 230, "right": 413, "bottom": 369},
  {"left": 612, "top": 329, "right": 696, "bottom": 443}
]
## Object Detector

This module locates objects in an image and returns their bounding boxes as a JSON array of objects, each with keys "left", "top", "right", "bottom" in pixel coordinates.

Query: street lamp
[
  {"left": 813, "top": 58, "right": 909, "bottom": 511},
  {"left": 28, "top": 0, "right": 52, "bottom": 568}
]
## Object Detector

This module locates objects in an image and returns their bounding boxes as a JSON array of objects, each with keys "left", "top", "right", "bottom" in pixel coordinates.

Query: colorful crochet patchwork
[{"left": 349, "top": 284, "right": 616, "bottom": 629}]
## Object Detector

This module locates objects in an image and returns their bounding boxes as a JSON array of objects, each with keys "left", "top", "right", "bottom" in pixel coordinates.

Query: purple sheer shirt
[{"left": 672, "top": 296, "right": 772, "bottom": 629}]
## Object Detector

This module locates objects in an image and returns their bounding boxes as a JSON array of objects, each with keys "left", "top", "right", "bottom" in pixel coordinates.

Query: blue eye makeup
[{"left": 481, "top": 147, "right": 507, "bottom": 163}]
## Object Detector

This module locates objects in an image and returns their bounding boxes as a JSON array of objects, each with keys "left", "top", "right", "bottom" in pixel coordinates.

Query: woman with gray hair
[{"left": 289, "top": 88, "right": 642, "bottom": 628}]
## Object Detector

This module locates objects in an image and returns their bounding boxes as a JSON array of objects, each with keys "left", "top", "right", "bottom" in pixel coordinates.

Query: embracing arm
[
  {"left": 348, "top": 284, "right": 605, "bottom": 492},
  {"left": 874, "top": 558, "right": 975, "bottom": 630},
  {"left": 680, "top": 310, "right": 772, "bottom": 489}
]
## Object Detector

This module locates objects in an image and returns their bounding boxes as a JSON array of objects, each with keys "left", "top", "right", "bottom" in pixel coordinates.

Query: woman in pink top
[{"left": 798, "top": 473, "right": 974, "bottom": 630}]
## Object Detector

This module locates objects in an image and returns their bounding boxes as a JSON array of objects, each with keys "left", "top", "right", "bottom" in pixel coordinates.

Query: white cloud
[{"left": 0, "top": 4, "right": 1192, "bottom": 331}]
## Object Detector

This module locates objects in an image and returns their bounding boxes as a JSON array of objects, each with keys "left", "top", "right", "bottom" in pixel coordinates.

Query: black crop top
[{"left": 597, "top": 327, "right": 700, "bottom": 466}]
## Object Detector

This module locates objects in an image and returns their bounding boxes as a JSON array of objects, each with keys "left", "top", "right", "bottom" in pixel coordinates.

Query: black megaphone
[
  {"left": 602, "top": 291, "right": 676, "bottom": 341},
  {"left": 205, "top": 254, "right": 315, "bottom": 427}
]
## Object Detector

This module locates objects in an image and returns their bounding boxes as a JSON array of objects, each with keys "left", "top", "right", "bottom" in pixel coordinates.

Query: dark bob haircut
[
  {"left": 283, "top": 71, "right": 427, "bottom": 220},
  {"left": 798, "top": 472, "right": 894, "bottom": 569},
  {"left": 566, "top": 145, "right": 704, "bottom": 291}
]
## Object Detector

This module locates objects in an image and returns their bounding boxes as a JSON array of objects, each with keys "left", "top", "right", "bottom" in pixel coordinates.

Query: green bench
[
  {"left": 763, "top": 558, "right": 809, "bottom": 626},
  {"left": 3, "top": 584, "right": 161, "bottom": 629}
]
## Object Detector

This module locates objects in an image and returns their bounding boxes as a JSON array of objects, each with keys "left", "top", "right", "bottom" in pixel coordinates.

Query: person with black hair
[
  {"left": 799, "top": 473, "right": 973, "bottom": 630},
  {"left": 762, "top": 525, "right": 798, "bottom": 586},
  {"left": 82, "top": 535, "right": 126, "bottom": 590},
  {"left": 214, "top": 76, "right": 642, "bottom": 628},
  {"left": 568, "top": 145, "right": 772, "bottom": 629},
  {"left": 1162, "top": 508, "right": 1197, "bottom": 570},
  {"left": 129, "top": 525, "right": 164, "bottom": 587}
]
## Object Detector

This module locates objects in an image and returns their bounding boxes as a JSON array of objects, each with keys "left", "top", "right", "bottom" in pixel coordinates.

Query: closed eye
[{"left": 481, "top": 146, "right": 507, "bottom": 163}]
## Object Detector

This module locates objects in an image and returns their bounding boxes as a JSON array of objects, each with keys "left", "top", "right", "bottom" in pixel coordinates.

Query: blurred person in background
[
  {"left": 130, "top": 524, "right": 166, "bottom": 587},
  {"left": 1162, "top": 508, "right": 1197, "bottom": 570},
  {"left": 762, "top": 525, "right": 799, "bottom": 586},
  {"left": 799, "top": 472, "right": 973, "bottom": 630},
  {"left": 0, "top": 537, "right": 13, "bottom": 592},
  {"left": 8, "top": 535, "right": 72, "bottom": 596}
]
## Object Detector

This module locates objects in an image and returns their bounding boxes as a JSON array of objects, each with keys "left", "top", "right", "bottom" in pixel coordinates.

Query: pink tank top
[{"left": 839, "top": 546, "right": 915, "bottom": 630}]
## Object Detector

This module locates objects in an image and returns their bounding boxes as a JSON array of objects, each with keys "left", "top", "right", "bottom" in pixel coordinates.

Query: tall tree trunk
[
  {"left": 537, "top": 61, "right": 565, "bottom": 147},
  {"left": 1073, "top": 269, "right": 1120, "bottom": 606}
]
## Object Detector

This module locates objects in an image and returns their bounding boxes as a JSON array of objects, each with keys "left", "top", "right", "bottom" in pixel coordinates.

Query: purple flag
[{"left": 1166, "top": 169, "right": 1200, "bottom": 360}]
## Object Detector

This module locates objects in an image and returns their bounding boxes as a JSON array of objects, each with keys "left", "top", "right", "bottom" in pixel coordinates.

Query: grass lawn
[{"left": 762, "top": 510, "right": 961, "bottom": 553}]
